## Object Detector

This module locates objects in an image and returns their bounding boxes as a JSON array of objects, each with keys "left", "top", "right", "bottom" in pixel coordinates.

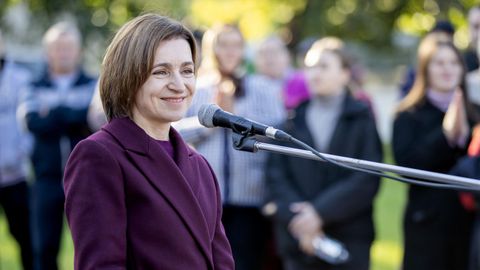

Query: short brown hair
[
  {"left": 100, "top": 13, "right": 197, "bottom": 121},
  {"left": 304, "top": 37, "right": 351, "bottom": 69}
]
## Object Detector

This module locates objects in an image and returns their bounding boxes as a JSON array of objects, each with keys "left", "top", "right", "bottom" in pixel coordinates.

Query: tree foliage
[{"left": 0, "top": 0, "right": 478, "bottom": 49}]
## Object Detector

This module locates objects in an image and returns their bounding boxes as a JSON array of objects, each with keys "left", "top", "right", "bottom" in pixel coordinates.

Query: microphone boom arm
[{"left": 232, "top": 134, "right": 480, "bottom": 190}]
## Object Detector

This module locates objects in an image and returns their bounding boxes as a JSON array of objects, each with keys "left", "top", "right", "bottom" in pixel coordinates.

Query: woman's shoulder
[
  {"left": 186, "top": 145, "right": 208, "bottom": 163},
  {"left": 393, "top": 104, "right": 436, "bottom": 133},
  {"left": 73, "top": 129, "right": 121, "bottom": 157},
  {"left": 341, "top": 93, "right": 373, "bottom": 119},
  {"left": 183, "top": 144, "right": 215, "bottom": 171},
  {"left": 395, "top": 101, "right": 427, "bottom": 119},
  {"left": 394, "top": 108, "right": 416, "bottom": 125}
]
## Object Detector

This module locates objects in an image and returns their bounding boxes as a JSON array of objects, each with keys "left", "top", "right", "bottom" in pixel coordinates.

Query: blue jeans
[{"left": 31, "top": 178, "right": 64, "bottom": 270}]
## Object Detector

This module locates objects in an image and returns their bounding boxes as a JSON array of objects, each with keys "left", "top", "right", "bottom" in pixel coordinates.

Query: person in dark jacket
[
  {"left": 450, "top": 134, "right": 480, "bottom": 270},
  {"left": 266, "top": 37, "right": 382, "bottom": 270},
  {"left": 63, "top": 14, "right": 234, "bottom": 270},
  {"left": 393, "top": 33, "right": 477, "bottom": 270},
  {"left": 19, "top": 22, "right": 95, "bottom": 270},
  {"left": 0, "top": 29, "right": 33, "bottom": 270},
  {"left": 399, "top": 20, "right": 455, "bottom": 98},
  {"left": 466, "top": 6, "right": 480, "bottom": 72}
]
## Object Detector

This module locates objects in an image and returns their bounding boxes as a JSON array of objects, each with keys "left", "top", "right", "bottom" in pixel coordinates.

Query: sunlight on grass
[
  {"left": 0, "top": 212, "right": 73, "bottom": 270},
  {"left": 0, "top": 208, "right": 21, "bottom": 270},
  {"left": 59, "top": 225, "right": 74, "bottom": 270},
  {"left": 372, "top": 240, "right": 404, "bottom": 270},
  {"left": 369, "top": 145, "right": 406, "bottom": 270},
  {"left": 369, "top": 178, "right": 406, "bottom": 270}
]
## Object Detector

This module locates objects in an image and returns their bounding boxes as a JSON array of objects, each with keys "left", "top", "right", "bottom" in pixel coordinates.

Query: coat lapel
[
  {"left": 290, "top": 102, "right": 316, "bottom": 148},
  {"left": 103, "top": 117, "right": 213, "bottom": 268}
]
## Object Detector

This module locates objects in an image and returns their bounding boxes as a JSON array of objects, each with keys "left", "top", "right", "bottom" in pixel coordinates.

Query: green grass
[
  {"left": 0, "top": 212, "right": 73, "bottom": 270},
  {"left": 371, "top": 179, "right": 406, "bottom": 270},
  {"left": 0, "top": 145, "right": 406, "bottom": 270},
  {"left": 371, "top": 144, "right": 407, "bottom": 270}
]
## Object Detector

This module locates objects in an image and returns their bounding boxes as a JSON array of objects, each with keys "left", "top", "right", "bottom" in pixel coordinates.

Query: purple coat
[{"left": 64, "top": 117, "right": 234, "bottom": 270}]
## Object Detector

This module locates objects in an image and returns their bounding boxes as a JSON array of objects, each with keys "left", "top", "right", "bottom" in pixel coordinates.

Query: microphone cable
[
  {"left": 198, "top": 103, "right": 480, "bottom": 191},
  {"left": 288, "top": 136, "right": 480, "bottom": 192}
]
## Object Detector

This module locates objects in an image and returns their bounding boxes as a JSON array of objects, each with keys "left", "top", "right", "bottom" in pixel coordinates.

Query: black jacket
[
  {"left": 25, "top": 70, "right": 95, "bottom": 181},
  {"left": 393, "top": 99, "right": 473, "bottom": 270},
  {"left": 266, "top": 93, "right": 382, "bottom": 260}
]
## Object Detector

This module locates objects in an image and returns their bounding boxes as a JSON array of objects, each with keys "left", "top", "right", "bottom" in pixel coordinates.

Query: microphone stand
[{"left": 231, "top": 133, "right": 480, "bottom": 190}]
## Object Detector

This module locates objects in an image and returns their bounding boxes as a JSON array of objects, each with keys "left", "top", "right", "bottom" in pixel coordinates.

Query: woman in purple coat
[{"left": 63, "top": 14, "right": 234, "bottom": 270}]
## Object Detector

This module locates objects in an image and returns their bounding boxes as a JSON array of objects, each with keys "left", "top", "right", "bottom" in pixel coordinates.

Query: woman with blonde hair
[{"left": 393, "top": 32, "right": 477, "bottom": 270}]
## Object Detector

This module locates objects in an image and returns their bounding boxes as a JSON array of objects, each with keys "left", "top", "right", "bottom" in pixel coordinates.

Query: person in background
[
  {"left": 466, "top": 14, "right": 480, "bottom": 106},
  {"left": 449, "top": 121, "right": 480, "bottom": 270},
  {"left": 86, "top": 83, "right": 105, "bottom": 131},
  {"left": 266, "top": 37, "right": 382, "bottom": 270},
  {"left": 254, "top": 35, "right": 296, "bottom": 113},
  {"left": 0, "top": 28, "right": 33, "bottom": 270},
  {"left": 399, "top": 20, "right": 455, "bottom": 98},
  {"left": 176, "top": 24, "right": 285, "bottom": 270},
  {"left": 466, "top": 58, "right": 480, "bottom": 106},
  {"left": 466, "top": 5, "right": 480, "bottom": 72},
  {"left": 64, "top": 14, "right": 234, "bottom": 269},
  {"left": 19, "top": 22, "right": 95, "bottom": 270},
  {"left": 283, "top": 38, "right": 371, "bottom": 110},
  {"left": 283, "top": 37, "right": 316, "bottom": 110},
  {"left": 254, "top": 35, "right": 291, "bottom": 82},
  {"left": 253, "top": 34, "right": 291, "bottom": 270},
  {"left": 393, "top": 33, "right": 476, "bottom": 270}
]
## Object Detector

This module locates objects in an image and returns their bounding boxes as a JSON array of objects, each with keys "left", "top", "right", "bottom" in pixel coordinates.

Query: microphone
[
  {"left": 198, "top": 104, "right": 291, "bottom": 141},
  {"left": 312, "top": 235, "right": 349, "bottom": 265}
]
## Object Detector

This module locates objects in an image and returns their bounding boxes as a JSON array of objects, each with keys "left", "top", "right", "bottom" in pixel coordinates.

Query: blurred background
[
  {"left": 1, "top": 0, "right": 477, "bottom": 141},
  {"left": 0, "top": 0, "right": 478, "bottom": 269}
]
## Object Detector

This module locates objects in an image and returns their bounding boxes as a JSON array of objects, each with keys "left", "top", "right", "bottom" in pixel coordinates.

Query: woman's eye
[
  {"left": 182, "top": 69, "right": 194, "bottom": 75},
  {"left": 153, "top": 70, "right": 168, "bottom": 76}
]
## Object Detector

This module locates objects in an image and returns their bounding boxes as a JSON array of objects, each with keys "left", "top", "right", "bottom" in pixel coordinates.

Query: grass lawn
[
  {"left": 0, "top": 214, "right": 73, "bottom": 270},
  {"left": 0, "top": 146, "right": 406, "bottom": 270},
  {"left": 371, "top": 179, "right": 406, "bottom": 270}
]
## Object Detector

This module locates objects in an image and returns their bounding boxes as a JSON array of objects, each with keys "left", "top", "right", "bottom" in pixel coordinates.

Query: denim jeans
[{"left": 31, "top": 178, "right": 64, "bottom": 270}]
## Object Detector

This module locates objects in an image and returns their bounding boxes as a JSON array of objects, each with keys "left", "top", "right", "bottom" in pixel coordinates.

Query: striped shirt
[
  {"left": 176, "top": 74, "right": 286, "bottom": 207},
  {"left": 0, "top": 60, "right": 32, "bottom": 187}
]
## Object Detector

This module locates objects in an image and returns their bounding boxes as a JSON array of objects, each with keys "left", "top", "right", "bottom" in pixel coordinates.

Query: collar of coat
[
  {"left": 102, "top": 116, "right": 195, "bottom": 158},
  {"left": 101, "top": 117, "right": 215, "bottom": 268}
]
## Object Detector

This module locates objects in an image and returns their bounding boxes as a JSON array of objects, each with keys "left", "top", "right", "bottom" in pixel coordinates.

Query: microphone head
[{"left": 198, "top": 104, "right": 221, "bottom": 128}]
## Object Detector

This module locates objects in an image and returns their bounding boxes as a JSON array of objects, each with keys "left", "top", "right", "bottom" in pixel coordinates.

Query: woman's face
[
  {"left": 214, "top": 30, "right": 244, "bottom": 74},
  {"left": 47, "top": 33, "right": 81, "bottom": 74},
  {"left": 427, "top": 46, "right": 463, "bottom": 93},
  {"left": 255, "top": 39, "right": 290, "bottom": 79},
  {"left": 305, "top": 50, "right": 350, "bottom": 96},
  {"left": 133, "top": 38, "right": 195, "bottom": 128}
]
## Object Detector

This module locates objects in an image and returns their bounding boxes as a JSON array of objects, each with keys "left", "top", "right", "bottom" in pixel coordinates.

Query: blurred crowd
[{"left": 3, "top": 5, "right": 480, "bottom": 270}]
